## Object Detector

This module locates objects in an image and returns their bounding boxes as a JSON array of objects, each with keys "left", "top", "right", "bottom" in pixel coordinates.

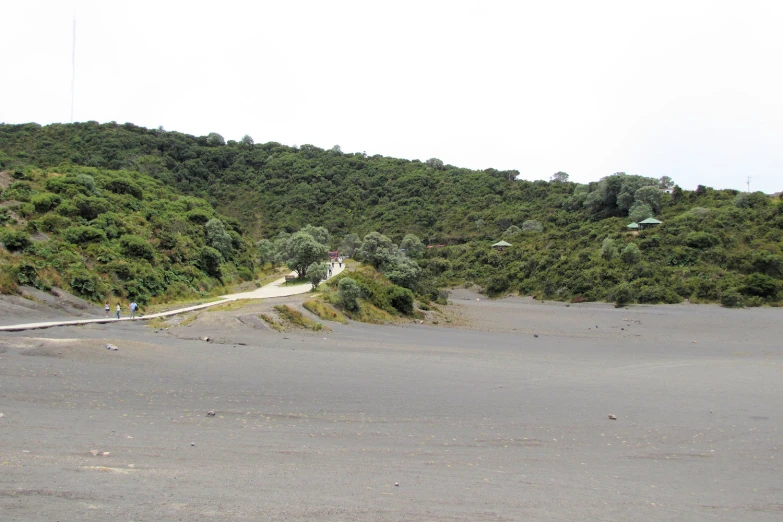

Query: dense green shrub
[
  {"left": 104, "top": 178, "right": 143, "bottom": 199},
  {"left": 635, "top": 285, "right": 682, "bottom": 304},
  {"left": 70, "top": 271, "right": 106, "bottom": 300},
  {"left": 33, "top": 213, "right": 70, "bottom": 232},
  {"left": 610, "top": 283, "right": 635, "bottom": 308},
  {"left": 1, "top": 230, "right": 31, "bottom": 251},
  {"left": 485, "top": 273, "right": 510, "bottom": 295},
  {"left": 338, "top": 277, "right": 361, "bottom": 311},
  {"left": 734, "top": 191, "right": 769, "bottom": 209},
  {"left": 741, "top": 273, "right": 778, "bottom": 299},
  {"left": 750, "top": 252, "right": 783, "bottom": 278},
  {"left": 13, "top": 261, "right": 43, "bottom": 288},
  {"left": 692, "top": 278, "right": 719, "bottom": 300},
  {"left": 3, "top": 181, "right": 34, "bottom": 201},
  {"left": 199, "top": 246, "right": 223, "bottom": 277},
  {"left": 120, "top": 234, "right": 155, "bottom": 261},
  {"left": 684, "top": 231, "right": 720, "bottom": 249},
  {"left": 386, "top": 285, "right": 414, "bottom": 314},
  {"left": 63, "top": 225, "right": 107, "bottom": 244},
  {"left": 720, "top": 288, "right": 744, "bottom": 308},
  {"left": 30, "top": 192, "right": 61, "bottom": 212},
  {"left": 72, "top": 195, "right": 110, "bottom": 220},
  {"left": 187, "top": 209, "right": 212, "bottom": 224},
  {"left": 620, "top": 243, "right": 641, "bottom": 264}
]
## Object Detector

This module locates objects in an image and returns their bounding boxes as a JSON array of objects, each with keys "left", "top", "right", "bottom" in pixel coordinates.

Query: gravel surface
[{"left": 0, "top": 292, "right": 781, "bottom": 521}]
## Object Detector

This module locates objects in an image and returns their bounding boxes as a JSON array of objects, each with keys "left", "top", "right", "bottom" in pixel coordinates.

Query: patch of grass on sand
[
  {"left": 146, "top": 317, "right": 169, "bottom": 329},
  {"left": 319, "top": 288, "right": 398, "bottom": 325},
  {"left": 281, "top": 278, "right": 310, "bottom": 287},
  {"left": 206, "top": 299, "right": 262, "bottom": 313},
  {"left": 259, "top": 313, "right": 285, "bottom": 332},
  {"left": 349, "top": 302, "right": 397, "bottom": 324},
  {"left": 179, "top": 313, "right": 199, "bottom": 327},
  {"left": 303, "top": 300, "right": 347, "bottom": 324},
  {"left": 273, "top": 305, "right": 329, "bottom": 331}
]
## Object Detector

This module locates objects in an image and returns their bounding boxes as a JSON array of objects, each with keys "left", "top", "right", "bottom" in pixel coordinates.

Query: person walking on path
[
  {"left": 115, "top": 303, "right": 121, "bottom": 320},
  {"left": 338, "top": 257, "right": 342, "bottom": 268},
  {"left": 104, "top": 302, "right": 110, "bottom": 317},
  {"left": 130, "top": 301, "right": 138, "bottom": 319}
]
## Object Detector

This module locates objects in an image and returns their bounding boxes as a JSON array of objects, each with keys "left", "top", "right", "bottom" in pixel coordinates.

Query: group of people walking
[
  {"left": 104, "top": 300, "right": 138, "bottom": 319},
  {"left": 326, "top": 257, "right": 343, "bottom": 278}
]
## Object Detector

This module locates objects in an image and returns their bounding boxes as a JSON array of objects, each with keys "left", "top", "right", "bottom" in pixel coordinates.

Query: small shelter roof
[
  {"left": 639, "top": 217, "right": 662, "bottom": 224},
  {"left": 627, "top": 222, "right": 639, "bottom": 229},
  {"left": 492, "top": 240, "right": 512, "bottom": 248}
]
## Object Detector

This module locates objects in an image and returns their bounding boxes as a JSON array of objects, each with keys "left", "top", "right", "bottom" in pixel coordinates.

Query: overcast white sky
[{"left": 1, "top": 0, "right": 782, "bottom": 193}]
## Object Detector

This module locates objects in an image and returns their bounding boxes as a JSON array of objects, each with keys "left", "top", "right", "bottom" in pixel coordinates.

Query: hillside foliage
[
  {"left": 0, "top": 161, "right": 255, "bottom": 303},
  {"left": 2, "top": 122, "right": 782, "bottom": 308}
]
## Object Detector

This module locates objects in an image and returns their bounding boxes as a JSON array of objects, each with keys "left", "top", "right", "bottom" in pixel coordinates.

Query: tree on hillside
[
  {"left": 385, "top": 256, "right": 422, "bottom": 290},
  {"left": 659, "top": 176, "right": 674, "bottom": 189},
  {"left": 339, "top": 233, "right": 361, "bottom": 257},
  {"left": 551, "top": 171, "right": 569, "bottom": 182},
  {"left": 338, "top": 278, "right": 361, "bottom": 311},
  {"left": 521, "top": 220, "right": 543, "bottom": 232},
  {"left": 426, "top": 158, "right": 444, "bottom": 170},
  {"left": 601, "top": 237, "right": 616, "bottom": 261},
  {"left": 300, "top": 224, "right": 330, "bottom": 245},
  {"left": 205, "top": 219, "right": 233, "bottom": 258},
  {"left": 400, "top": 233, "right": 424, "bottom": 259},
  {"left": 240, "top": 135, "right": 254, "bottom": 147},
  {"left": 257, "top": 238, "right": 278, "bottom": 266},
  {"left": 206, "top": 132, "right": 225, "bottom": 146},
  {"left": 356, "top": 232, "right": 396, "bottom": 269},
  {"left": 620, "top": 243, "right": 641, "bottom": 264},
  {"left": 633, "top": 186, "right": 663, "bottom": 214},
  {"left": 200, "top": 246, "right": 223, "bottom": 277},
  {"left": 306, "top": 262, "right": 328, "bottom": 290},
  {"left": 584, "top": 173, "right": 660, "bottom": 217},
  {"left": 628, "top": 202, "right": 653, "bottom": 222},
  {"left": 284, "top": 231, "right": 328, "bottom": 279},
  {"left": 502, "top": 225, "right": 521, "bottom": 237}
]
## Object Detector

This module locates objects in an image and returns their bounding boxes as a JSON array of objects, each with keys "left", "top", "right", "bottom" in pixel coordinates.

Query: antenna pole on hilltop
[
  {"left": 746, "top": 176, "right": 751, "bottom": 193},
  {"left": 71, "top": 14, "right": 76, "bottom": 123}
]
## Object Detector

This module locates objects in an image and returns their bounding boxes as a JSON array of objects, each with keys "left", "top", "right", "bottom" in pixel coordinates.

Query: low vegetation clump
[
  {"left": 303, "top": 299, "right": 348, "bottom": 324},
  {"left": 321, "top": 265, "right": 417, "bottom": 319},
  {"left": 273, "top": 304, "right": 328, "bottom": 331},
  {"left": 259, "top": 313, "right": 285, "bottom": 332}
]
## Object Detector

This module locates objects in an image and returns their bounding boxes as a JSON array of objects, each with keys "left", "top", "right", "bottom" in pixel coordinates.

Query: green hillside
[
  {"left": 1, "top": 121, "right": 782, "bottom": 307},
  {"left": 0, "top": 161, "right": 255, "bottom": 304}
]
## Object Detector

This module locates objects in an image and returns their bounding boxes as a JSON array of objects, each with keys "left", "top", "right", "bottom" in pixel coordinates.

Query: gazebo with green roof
[
  {"left": 638, "top": 217, "right": 662, "bottom": 230},
  {"left": 627, "top": 222, "right": 639, "bottom": 230},
  {"left": 492, "top": 240, "right": 512, "bottom": 251}
]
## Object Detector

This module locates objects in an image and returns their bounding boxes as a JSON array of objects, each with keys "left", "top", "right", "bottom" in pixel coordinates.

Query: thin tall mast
[{"left": 71, "top": 14, "right": 76, "bottom": 122}]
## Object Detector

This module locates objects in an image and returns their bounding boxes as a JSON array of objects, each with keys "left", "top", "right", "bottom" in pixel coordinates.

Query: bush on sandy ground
[
  {"left": 721, "top": 288, "right": 744, "bottom": 308},
  {"left": 259, "top": 313, "right": 284, "bottom": 332},
  {"left": 273, "top": 304, "right": 327, "bottom": 331},
  {"left": 303, "top": 299, "right": 347, "bottom": 324}
]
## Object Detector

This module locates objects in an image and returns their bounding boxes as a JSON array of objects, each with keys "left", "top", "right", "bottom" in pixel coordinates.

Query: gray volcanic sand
[{"left": 0, "top": 293, "right": 781, "bottom": 521}]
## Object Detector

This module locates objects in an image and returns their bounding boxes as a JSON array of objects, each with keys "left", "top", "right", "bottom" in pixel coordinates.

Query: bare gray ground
[{"left": 0, "top": 291, "right": 781, "bottom": 521}]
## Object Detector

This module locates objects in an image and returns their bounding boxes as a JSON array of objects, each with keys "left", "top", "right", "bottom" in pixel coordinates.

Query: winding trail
[{"left": 0, "top": 263, "right": 345, "bottom": 332}]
